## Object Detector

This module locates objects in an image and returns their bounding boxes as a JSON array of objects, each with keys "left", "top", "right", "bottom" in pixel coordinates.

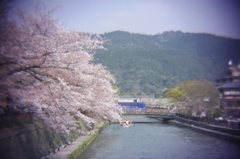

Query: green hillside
[{"left": 93, "top": 31, "right": 240, "bottom": 97}]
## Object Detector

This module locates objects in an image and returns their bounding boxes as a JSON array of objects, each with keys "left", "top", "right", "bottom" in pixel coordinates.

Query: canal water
[{"left": 79, "top": 115, "right": 240, "bottom": 159}]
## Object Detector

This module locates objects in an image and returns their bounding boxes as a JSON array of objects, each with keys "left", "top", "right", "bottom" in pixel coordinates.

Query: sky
[{"left": 13, "top": 0, "right": 240, "bottom": 39}]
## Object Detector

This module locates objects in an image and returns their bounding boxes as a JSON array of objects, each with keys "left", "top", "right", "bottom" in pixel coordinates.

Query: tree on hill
[{"left": 0, "top": 6, "right": 122, "bottom": 134}]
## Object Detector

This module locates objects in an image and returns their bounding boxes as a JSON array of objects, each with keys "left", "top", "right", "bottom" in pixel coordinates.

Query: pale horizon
[{"left": 13, "top": 0, "right": 240, "bottom": 39}]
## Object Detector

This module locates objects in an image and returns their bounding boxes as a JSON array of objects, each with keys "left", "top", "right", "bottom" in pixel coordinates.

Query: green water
[{"left": 79, "top": 115, "right": 240, "bottom": 159}]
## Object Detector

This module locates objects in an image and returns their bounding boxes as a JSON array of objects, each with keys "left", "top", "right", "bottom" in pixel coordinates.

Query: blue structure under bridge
[{"left": 118, "top": 102, "right": 146, "bottom": 113}]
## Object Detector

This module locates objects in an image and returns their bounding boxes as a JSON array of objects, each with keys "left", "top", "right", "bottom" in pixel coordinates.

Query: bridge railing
[
  {"left": 146, "top": 107, "right": 171, "bottom": 113},
  {"left": 123, "top": 107, "right": 176, "bottom": 116},
  {"left": 145, "top": 112, "right": 175, "bottom": 116}
]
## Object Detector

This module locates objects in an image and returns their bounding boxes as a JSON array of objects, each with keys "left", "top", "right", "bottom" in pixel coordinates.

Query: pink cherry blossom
[{"left": 0, "top": 7, "right": 122, "bottom": 134}]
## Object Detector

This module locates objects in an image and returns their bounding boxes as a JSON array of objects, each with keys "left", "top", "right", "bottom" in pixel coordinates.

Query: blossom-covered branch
[{"left": 0, "top": 6, "right": 122, "bottom": 134}]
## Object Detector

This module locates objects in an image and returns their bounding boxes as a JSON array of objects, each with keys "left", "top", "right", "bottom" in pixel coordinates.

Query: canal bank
[
  {"left": 79, "top": 121, "right": 240, "bottom": 159},
  {"left": 0, "top": 122, "right": 66, "bottom": 159},
  {"left": 44, "top": 115, "right": 240, "bottom": 159},
  {"left": 170, "top": 116, "right": 240, "bottom": 143},
  {"left": 45, "top": 122, "right": 108, "bottom": 159}
]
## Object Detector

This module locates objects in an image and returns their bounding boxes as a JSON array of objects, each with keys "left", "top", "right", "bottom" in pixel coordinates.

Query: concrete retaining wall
[
  {"left": 171, "top": 116, "right": 240, "bottom": 143},
  {"left": 0, "top": 123, "right": 66, "bottom": 159}
]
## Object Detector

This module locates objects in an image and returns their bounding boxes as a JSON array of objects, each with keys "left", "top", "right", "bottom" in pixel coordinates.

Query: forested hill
[{"left": 93, "top": 31, "right": 240, "bottom": 97}]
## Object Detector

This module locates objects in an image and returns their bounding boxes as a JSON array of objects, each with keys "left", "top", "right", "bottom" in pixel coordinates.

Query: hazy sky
[{"left": 14, "top": 0, "right": 240, "bottom": 39}]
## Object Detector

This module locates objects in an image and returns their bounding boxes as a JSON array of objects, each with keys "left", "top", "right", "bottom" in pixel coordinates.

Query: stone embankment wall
[
  {"left": 172, "top": 116, "right": 240, "bottom": 142},
  {"left": 174, "top": 116, "right": 240, "bottom": 135},
  {"left": 67, "top": 123, "right": 107, "bottom": 159},
  {"left": 0, "top": 123, "right": 66, "bottom": 159},
  {"left": 0, "top": 114, "right": 105, "bottom": 159}
]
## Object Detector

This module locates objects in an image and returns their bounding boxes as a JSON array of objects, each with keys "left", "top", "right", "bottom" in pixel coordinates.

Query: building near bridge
[
  {"left": 117, "top": 99, "right": 146, "bottom": 113},
  {"left": 217, "top": 62, "right": 240, "bottom": 118},
  {"left": 117, "top": 95, "right": 154, "bottom": 103},
  {"left": 117, "top": 95, "right": 155, "bottom": 113}
]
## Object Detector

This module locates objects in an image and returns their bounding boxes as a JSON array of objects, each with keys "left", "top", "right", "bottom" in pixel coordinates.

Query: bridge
[
  {"left": 145, "top": 113, "right": 175, "bottom": 123},
  {"left": 122, "top": 107, "right": 175, "bottom": 123}
]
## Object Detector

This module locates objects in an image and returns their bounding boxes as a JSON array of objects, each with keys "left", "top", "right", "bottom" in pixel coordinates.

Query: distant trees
[
  {"left": 95, "top": 31, "right": 240, "bottom": 97},
  {"left": 164, "top": 81, "right": 220, "bottom": 118},
  {"left": 0, "top": 5, "right": 122, "bottom": 134},
  {"left": 163, "top": 87, "right": 186, "bottom": 102}
]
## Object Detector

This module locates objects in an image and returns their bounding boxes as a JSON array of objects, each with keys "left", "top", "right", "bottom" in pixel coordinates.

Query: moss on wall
[
  {"left": 0, "top": 115, "right": 105, "bottom": 159},
  {"left": 67, "top": 123, "right": 108, "bottom": 159}
]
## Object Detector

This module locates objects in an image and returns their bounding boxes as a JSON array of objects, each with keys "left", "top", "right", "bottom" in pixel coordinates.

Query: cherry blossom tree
[{"left": 0, "top": 6, "right": 122, "bottom": 134}]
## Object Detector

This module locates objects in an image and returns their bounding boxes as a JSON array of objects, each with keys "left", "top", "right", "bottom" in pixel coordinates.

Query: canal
[{"left": 79, "top": 115, "right": 240, "bottom": 159}]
